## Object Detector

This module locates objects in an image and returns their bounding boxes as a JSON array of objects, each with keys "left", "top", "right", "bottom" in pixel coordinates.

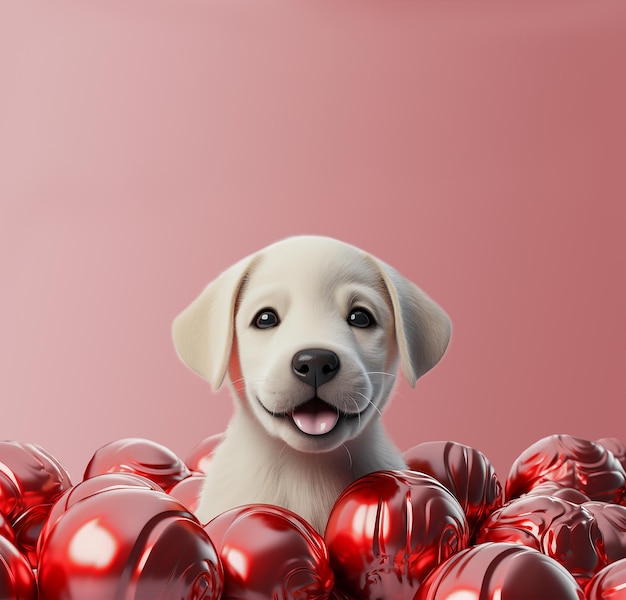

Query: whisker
[
  {"left": 230, "top": 377, "right": 246, "bottom": 392},
  {"left": 348, "top": 393, "right": 362, "bottom": 428},
  {"left": 342, "top": 443, "right": 353, "bottom": 471},
  {"left": 354, "top": 390, "right": 382, "bottom": 417},
  {"left": 277, "top": 442, "right": 290, "bottom": 464}
]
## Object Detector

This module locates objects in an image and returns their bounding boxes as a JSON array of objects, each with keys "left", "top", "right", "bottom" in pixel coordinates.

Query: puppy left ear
[
  {"left": 172, "top": 254, "right": 257, "bottom": 391},
  {"left": 376, "top": 261, "right": 451, "bottom": 387}
]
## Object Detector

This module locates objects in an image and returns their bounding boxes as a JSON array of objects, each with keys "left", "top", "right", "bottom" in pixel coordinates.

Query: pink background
[{"left": 1, "top": 0, "right": 625, "bottom": 484}]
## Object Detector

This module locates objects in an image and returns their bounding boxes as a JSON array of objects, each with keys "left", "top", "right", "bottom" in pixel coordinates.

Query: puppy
[{"left": 172, "top": 235, "right": 451, "bottom": 533}]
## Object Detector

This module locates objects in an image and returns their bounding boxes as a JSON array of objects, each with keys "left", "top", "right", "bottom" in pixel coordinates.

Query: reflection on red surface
[
  {"left": 404, "top": 441, "right": 504, "bottom": 538},
  {"left": 37, "top": 486, "right": 223, "bottom": 599},
  {"left": 0, "top": 441, "right": 73, "bottom": 571},
  {"left": 586, "top": 558, "right": 626, "bottom": 600},
  {"left": 168, "top": 473, "right": 205, "bottom": 514},
  {"left": 506, "top": 434, "right": 626, "bottom": 504},
  {"left": 0, "top": 536, "right": 37, "bottom": 600},
  {"left": 0, "top": 441, "right": 72, "bottom": 520},
  {"left": 415, "top": 542, "right": 585, "bottom": 600},
  {"left": 478, "top": 494, "right": 607, "bottom": 587},
  {"left": 83, "top": 437, "right": 190, "bottom": 491},
  {"left": 205, "top": 503, "right": 334, "bottom": 600},
  {"left": 582, "top": 502, "right": 626, "bottom": 565},
  {"left": 325, "top": 470, "right": 469, "bottom": 600},
  {"left": 185, "top": 434, "right": 225, "bottom": 474}
]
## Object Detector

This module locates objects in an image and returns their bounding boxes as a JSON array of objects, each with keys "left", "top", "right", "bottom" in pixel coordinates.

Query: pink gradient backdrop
[{"left": 1, "top": 1, "right": 624, "bottom": 483}]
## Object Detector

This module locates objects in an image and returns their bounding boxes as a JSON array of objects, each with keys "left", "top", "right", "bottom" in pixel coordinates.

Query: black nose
[{"left": 292, "top": 349, "right": 340, "bottom": 388}]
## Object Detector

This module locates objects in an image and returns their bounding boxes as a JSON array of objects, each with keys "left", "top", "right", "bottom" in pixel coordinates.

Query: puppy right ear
[{"left": 172, "top": 254, "right": 256, "bottom": 391}]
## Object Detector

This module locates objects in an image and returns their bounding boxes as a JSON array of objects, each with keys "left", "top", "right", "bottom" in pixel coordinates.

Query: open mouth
[
  {"left": 258, "top": 397, "right": 365, "bottom": 437},
  {"left": 291, "top": 397, "right": 340, "bottom": 436}
]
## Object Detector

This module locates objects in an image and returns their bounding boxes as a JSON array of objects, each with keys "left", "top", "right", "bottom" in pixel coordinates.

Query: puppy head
[{"left": 172, "top": 236, "right": 451, "bottom": 453}]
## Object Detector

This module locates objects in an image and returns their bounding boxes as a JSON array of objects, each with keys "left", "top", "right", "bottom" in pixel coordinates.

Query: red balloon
[
  {"left": 403, "top": 441, "right": 503, "bottom": 537},
  {"left": 0, "top": 536, "right": 37, "bottom": 600},
  {"left": 506, "top": 434, "right": 626, "bottom": 503},
  {"left": 205, "top": 503, "right": 334, "bottom": 600},
  {"left": 415, "top": 542, "right": 586, "bottom": 600},
  {"left": 84, "top": 437, "right": 191, "bottom": 491},
  {"left": 325, "top": 470, "right": 469, "bottom": 600},
  {"left": 582, "top": 502, "right": 626, "bottom": 564},
  {"left": 0, "top": 441, "right": 72, "bottom": 521},
  {"left": 168, "top": 473, "right": 205, "bottom": 514},
  {"left": 586, "top": 558, "right": 626, "bottom": 600},
  {"left": 38, "top": 472, "right": 163, "bottom": 554},
  {"left": 185, "top": 434, "right": 224, "bottom": 474},
  {"left": 38, "top": 486, "right": 223, "bottom": 599},
  {"left": 477, "top": 494, "right": 607, "bottom": 587},
  {"left": 524, "top": 481, "right": 591, "bottom": 504}
]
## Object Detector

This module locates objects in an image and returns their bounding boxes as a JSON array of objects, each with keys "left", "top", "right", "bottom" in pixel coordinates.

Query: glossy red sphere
[
  {"left": 586, "top": 558, "right": 626, "bottom": 600},
  {"left": 37, "top": 486, "right": 223, "bottom": 599},
  {"left": 506, "top": 434, "right": 626, "bottom": 503},
  {"left": 84, "top": 437, "right": 191, "bottom": 491},
  {"left": 205, "top": 503, "right": 334, "bottom": 600},
  {"left": 168, "top": 473, "right": 204, "bottom": 514},
  {"left": 185, "top": 434, "right": 224, "bottom": 474},
  {"left": 325, "top": 470, "right": 469, "bottom": 600},
  {"left": 477, "top": 494, "right": 607, "bottom": 587},
  {"left": 0, "top": 441, "right": 72, "bottom": 521},
  {"left": 415, "top": 542, "right": 586, "bottom": 600},
  {"left": 404, "top": 441, "right": 503, "bottom": 537},
  {"left": 582, "top": 502, "right": 626, "bottom": 564},
  {"left": 0, "top": 535, "right": 37, "bottom": 600}
]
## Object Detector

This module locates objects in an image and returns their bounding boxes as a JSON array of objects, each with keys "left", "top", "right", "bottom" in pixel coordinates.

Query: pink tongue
[{"left": 292, "top": 400, "right": 339, "bottom": 435}]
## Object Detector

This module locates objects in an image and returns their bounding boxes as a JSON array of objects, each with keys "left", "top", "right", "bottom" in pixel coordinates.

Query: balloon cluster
[{"left": 1, "top": 434, "right": 625, "bottom": 599}]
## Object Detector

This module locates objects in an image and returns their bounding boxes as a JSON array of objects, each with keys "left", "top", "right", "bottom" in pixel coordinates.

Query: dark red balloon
[
  {"left": 524, "top": 481, "right": 591, "bottom": 504},
  {"left": 506, "top": 434, "right": 626, "bottom": 503},
  {"left": 185, "top": 434, "right": 224, "bottom": 474},
  {"left": 0, "top": 535, "right": 37, "bottom": 600},
  {"left": 325, "top": 470, "right": 469, "bottom": 600},
  {"left": 205, "top": 503, "right": 334, "bottom": 600},
  {"left": 586, "top": 558, "right": 626, "bottom": 600},
  {"left": 84, "top": 437, "right": 191, "bottom": 491},
  {"left": 168, "top": 473, "right": 204, "bottom": 514},
  {"left": 38, "top": 486, "right": 223, "bottom": 599},
  {"left": 415, "top": 542, "right": 585, "bottom": 600},
  {"left": 404, "top": 441, "right": 503, "bottom": 536},
  {"left": 583, "top": 502, "right": 626, "bottom": 564},
  {"left": 477, "top": 494, "right": 607, "bottom": 587},
  {"left": 0, "top": 441, "right": 72, "bottom": 520}
]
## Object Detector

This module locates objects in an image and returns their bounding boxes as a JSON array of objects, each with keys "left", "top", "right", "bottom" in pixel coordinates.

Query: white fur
[{"left": 172, "top": 236, "right": 451, "bottom": 533}]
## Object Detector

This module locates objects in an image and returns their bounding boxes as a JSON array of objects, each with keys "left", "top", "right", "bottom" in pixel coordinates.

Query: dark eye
[
  {"left": 252, "top": 309, "right": 280, "bottom": 329},
  {"left": 348, "top": 308, "right": 375, "bottom": 328}
]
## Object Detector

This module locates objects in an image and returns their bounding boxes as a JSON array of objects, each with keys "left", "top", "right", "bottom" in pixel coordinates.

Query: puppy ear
[
  {"left": 376, "top": 261, "right": 451, "bottom": 387},
  {"left": 172, "top": 255, "right": 256, "bottom": 390}
]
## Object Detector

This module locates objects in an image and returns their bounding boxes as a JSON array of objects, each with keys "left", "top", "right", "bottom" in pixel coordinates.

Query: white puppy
[{"left": 172, "top": 236, "right": 451, "bottom": 533}]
